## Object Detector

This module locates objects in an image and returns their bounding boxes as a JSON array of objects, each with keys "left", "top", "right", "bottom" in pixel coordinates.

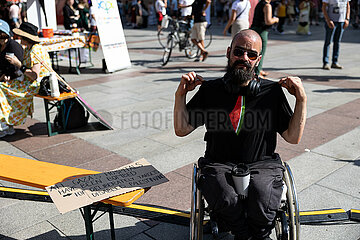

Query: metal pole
[
  {"left": 108, "top": 204, "right": 116, "bottom": 240},
  {"left": 83, "top": 206, "right": 94, "bottom": 240}
]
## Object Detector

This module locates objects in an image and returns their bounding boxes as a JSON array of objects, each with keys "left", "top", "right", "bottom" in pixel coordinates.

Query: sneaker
[
  {"left": 0, "top": 122, "right": 8, "bottom": 131},
  {"left": 322, "top": 64, "right": 331, "bottom": 70},
  {"left": 307, "top": 31, "right": 312, "bottom": 35},
  {"left": 5, "top": 125, "right": 15, "bottom": 136},
  {"left": 331, "top": 63, "right": 343, "bottom": 69}
]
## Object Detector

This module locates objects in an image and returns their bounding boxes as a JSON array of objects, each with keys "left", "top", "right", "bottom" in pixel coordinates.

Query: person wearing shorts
[
  {"left": 190, "top": 0, "right": 211, "bottom": 61},
  {"left": 155, "top": 0, "right": 167, "bottom": 32}
]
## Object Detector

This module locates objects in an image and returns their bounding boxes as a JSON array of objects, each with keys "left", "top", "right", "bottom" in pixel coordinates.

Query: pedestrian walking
[
  {"left": 223, "top": 0, "right": 251, "bottom": 38},
  {"left": 191, "top": 0, "right": 211, "bottom": 61}
]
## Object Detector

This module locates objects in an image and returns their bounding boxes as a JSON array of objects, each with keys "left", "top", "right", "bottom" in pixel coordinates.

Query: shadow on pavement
[
  {"left": 336, "top": 159, "right": 360, "bottom": 167},
  {"left": 313, "top": 88, "right": 360, "bottom": 93}
]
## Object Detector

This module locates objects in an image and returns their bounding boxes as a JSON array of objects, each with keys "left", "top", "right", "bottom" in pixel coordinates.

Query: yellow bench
[
  {"left": 0, "top": 154, "right": 146, "bottom": 240},
  {"left": 35, "top": 92, "right": 78, "bottom": 137}
]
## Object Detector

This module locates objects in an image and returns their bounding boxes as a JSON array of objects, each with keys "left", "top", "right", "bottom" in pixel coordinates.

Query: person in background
[
  {"left": 78, "top": 0, "right": 90, "bottom": 31},
  {"left": 148, "top": 1, "right": 158, "bottom": 26},
  {"left": 287, "top": 0, "right": 295, "bottom": 24},
  {"left": 141, "top": 1, "right": 149, "bottom": 28},
  {"left": 276, "top": 0, "right": 287, "bottom": 33},
  {"left": 216, "top": 0, "right": 226, "bottom": 24},
  {"left": 223, "top": 0, "right": 251, "bottom": 38},
  {"left": 88, "top": 2, "right": 97, "bottom": 33},
  {"left": 0, "top": 22, "right": 50, "bottom": 137},
  {"left": 251, "top": 0, "right": 279, "bottom": 77},
  {"left": 0, "top": 19, "right": 23, "bottom": 83},
  {"left": 178, "top": 0, "right": 193, "bottom": 20},
  {"left": 309, "top": 0, "right": 319, "bottom": 25},
  {"left": 170, "top": 0, "right": 178, "bottom": 18},
  {"left": 190, "top": 0, "right": 211, "bottom": 61},
  {"left": 224, "top": 0, "right": 231, "bottom": 24},
  {"left": 296, "top": 0, "right": 312, "bottom": 35},
  {"left": 155, "top": 0, "right": 167, "bottom": 32},
  {"left": 321, "top": 0, "right": 350, "bottom": 70},
  {"left": 135, "top": 0, "right": 143, "bottom": 28},
  {"left": 63, "top": 0, "right": 80, "bottom": 30},
  {"left": 8, "top": 2, "right": 20, "bottom": 29}
]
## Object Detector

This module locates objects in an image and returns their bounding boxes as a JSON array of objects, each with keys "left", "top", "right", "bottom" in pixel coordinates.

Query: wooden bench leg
[
  {"left": 43, "top": 99, "right": 57, "bottom": 137},
  {"left": 81, "top": 204, "right": 116, "bottom": 240}
]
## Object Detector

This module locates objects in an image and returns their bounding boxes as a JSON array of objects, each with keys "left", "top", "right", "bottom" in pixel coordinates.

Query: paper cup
[{"left": 232, "top": 164, "right": 250, "bottom": 199}]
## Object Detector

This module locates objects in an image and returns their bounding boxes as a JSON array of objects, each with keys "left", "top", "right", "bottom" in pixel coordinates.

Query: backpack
[
  {"left": 54, "top": 98, "right": 90, "bottom": 130},
  {"left": 38, "top": 75, "right": 71, "bottom": 96}
]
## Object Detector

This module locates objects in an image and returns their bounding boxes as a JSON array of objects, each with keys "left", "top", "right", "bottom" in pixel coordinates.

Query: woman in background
[
  {"left": 223, "top": 0, "right": 251, "bottom": 38},
  {"left": 63, "top": 0, "right": 80, "bottom": 29},
  {"left": 0, "top": 22, "right": 50, "bottom": 137},
  {"left": 251, "top": 0, "right": 279, "bottom": 77}
]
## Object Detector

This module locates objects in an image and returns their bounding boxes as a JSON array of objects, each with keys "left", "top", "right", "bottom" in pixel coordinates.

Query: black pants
[{"left": 198, "top": 158, "right": 285, "bottom": 239}]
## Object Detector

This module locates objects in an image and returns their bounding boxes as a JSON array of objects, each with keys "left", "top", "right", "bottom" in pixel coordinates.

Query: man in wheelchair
[{"left": 173, "top": 29, "right": 307, "bottom": 240}]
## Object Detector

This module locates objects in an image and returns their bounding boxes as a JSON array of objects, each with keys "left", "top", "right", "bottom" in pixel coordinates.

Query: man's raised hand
[
  {"left": 279, "top": 76, "right": 307, "bottom": 102},
  {"left": 176, "top": 71, "right": 204, "bottom": 96}
]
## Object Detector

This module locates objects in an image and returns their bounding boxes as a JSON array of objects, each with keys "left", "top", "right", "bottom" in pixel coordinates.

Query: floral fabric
[{"left": 0, "top": 44, "right": 50, "bottom": 126}]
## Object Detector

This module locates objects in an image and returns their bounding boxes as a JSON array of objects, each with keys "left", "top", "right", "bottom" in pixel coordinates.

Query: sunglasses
[{"left": 233, "top": 47, "right": 259, "bottom": 60}]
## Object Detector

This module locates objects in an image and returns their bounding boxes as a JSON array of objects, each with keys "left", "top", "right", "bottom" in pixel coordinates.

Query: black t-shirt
[
  {"left": 0, "top": 38, "right": 24, "bottom": 80},
  {"left": 192, "top": 0, "right": 207, "bottom": 23},
  {"left": 186, "top": 78, "right": 293, "bottom": 164}
]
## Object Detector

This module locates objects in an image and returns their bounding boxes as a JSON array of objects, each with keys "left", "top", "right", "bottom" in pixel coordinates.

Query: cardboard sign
[
  {"left": 46, "top": 159, "right": 168, "bottom": 214},
  {"left": 75, "top": 95, "right": 113, "bottom": 130}
]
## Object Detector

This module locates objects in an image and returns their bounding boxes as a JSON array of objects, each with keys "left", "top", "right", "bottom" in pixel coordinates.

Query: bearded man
[{"left": 173, "top": 29, "right": 307, "bottom": 240}]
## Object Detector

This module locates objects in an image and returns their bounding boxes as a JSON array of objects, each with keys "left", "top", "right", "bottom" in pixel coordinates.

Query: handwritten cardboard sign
[{"left": 46, "top": 159, "right": 168, "bottom": 214}]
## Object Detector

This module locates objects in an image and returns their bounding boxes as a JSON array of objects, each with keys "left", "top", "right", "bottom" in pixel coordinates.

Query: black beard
[{"left": 223, "top": 59, "right": 254, "bottom": 94}]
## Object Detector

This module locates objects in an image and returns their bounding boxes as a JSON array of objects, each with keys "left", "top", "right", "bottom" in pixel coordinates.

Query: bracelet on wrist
[{"left": 20, "top": 65, "right": 27, "bottom": 73}]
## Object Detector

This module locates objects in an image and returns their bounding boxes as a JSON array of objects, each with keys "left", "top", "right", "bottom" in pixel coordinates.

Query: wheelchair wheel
[
  {"left": 283, "top": 162, "right": 300, "bottom": 240},
  {"left": 190, "top": 163, "right": 204, "bottom": 240},
  {"left": 275, "top": 162, "right": 300, "bottom": 240},
  {"left": 162, "top": 36, "right": 174, "bottom": 66}
]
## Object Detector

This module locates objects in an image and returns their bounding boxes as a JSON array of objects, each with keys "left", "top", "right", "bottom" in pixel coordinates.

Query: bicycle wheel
[
  {"left": 157, "top": 27, "right": 172, "bottom": 48},
  {"left": 162, "top": 36, "right": 174, "bottom": 66},
  {"left": 204, "top": 27, "right": 212, "bottom": 49},
  {"left": 185, "top": 40, "right": 200, "bottom": 59}
]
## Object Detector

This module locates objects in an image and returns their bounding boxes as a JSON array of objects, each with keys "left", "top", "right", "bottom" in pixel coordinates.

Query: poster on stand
[{"left": 92, "top": 0, "right": 131, "bottom": 72}]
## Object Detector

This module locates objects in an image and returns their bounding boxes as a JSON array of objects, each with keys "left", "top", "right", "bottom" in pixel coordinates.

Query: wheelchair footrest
[
  {"left": 349, "top": 209, "right": 360, "bottom": 222},
  {"left": 300, "top": 208, "right": 348, "bottom": 224}
]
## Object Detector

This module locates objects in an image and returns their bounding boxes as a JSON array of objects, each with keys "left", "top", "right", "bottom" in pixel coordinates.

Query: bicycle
[{"left": 158, "top": 17, "right": 212, "bottom": 66}]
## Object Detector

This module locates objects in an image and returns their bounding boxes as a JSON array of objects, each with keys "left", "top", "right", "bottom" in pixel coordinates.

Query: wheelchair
[{"left": 190, "top": 161, "right": 300, "bottom": 240}]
